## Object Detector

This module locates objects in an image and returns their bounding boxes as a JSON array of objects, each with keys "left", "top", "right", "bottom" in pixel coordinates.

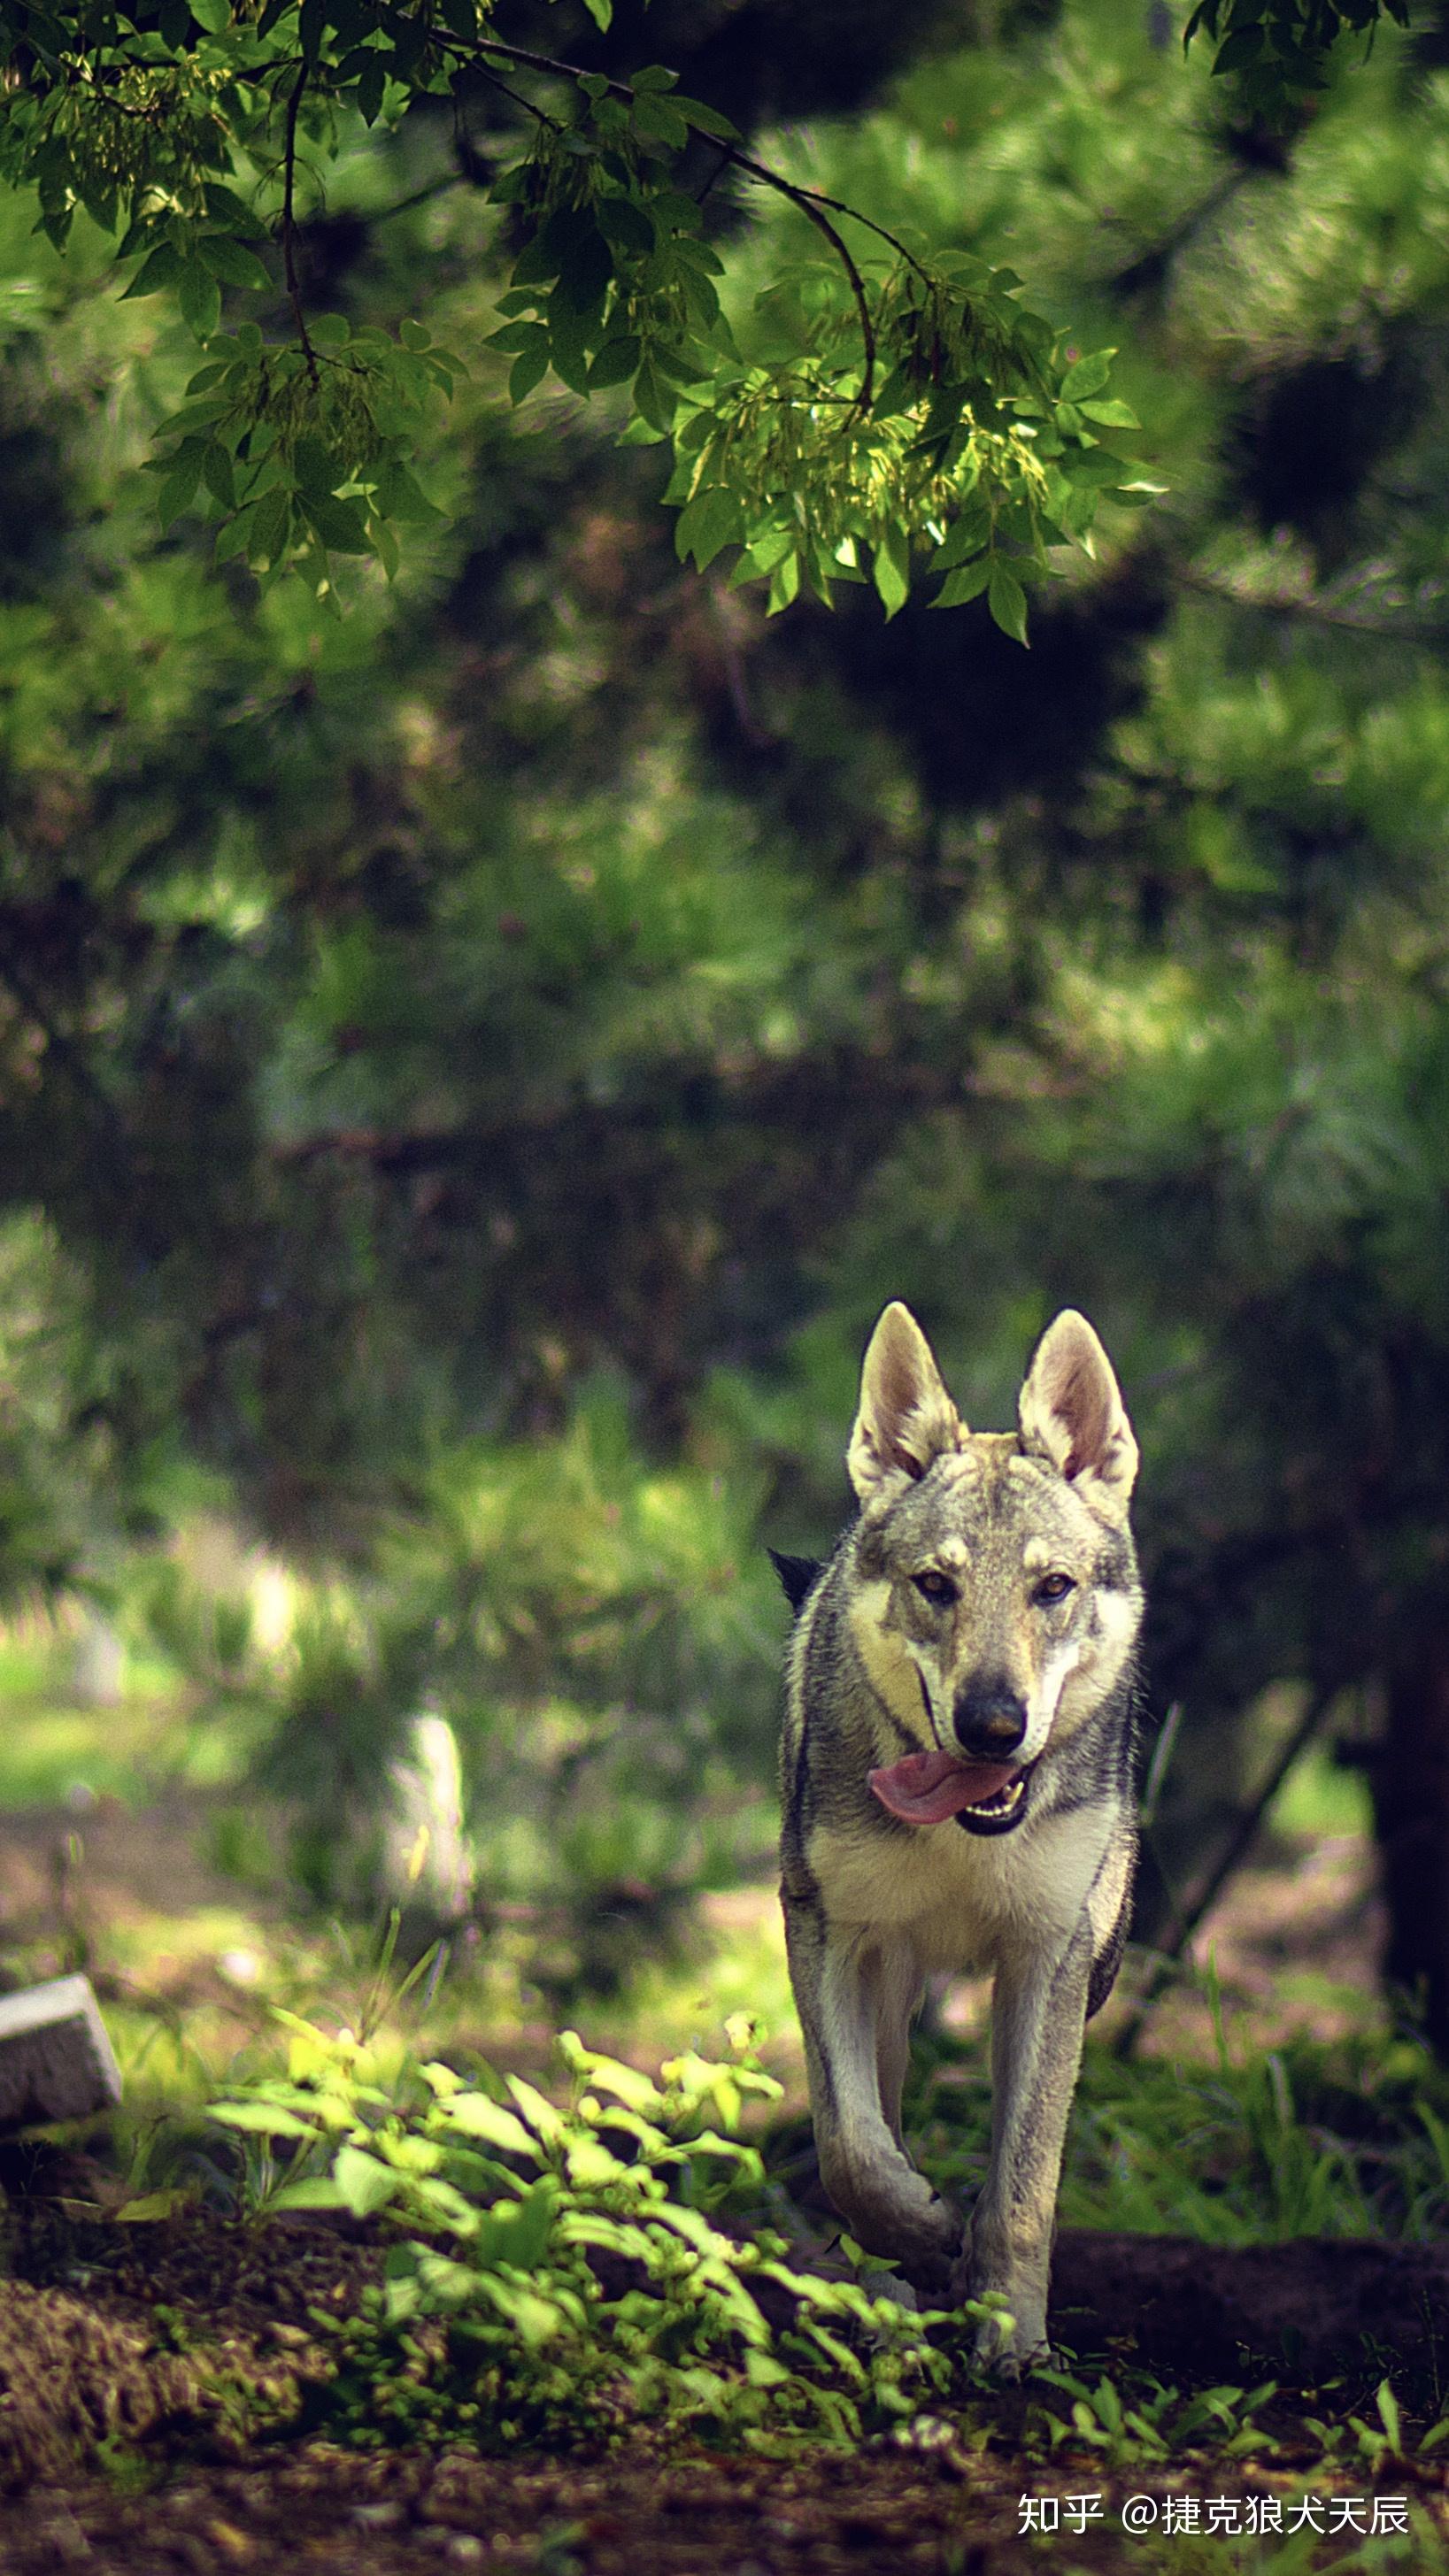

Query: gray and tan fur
[{"left": 776, "top": 1303, "right": 1142, "bottom": 2373}]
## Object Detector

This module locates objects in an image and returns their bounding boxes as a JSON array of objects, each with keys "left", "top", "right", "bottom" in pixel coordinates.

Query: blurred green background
[{"left": 3, "top": 0, "right": 1449, "bottom": 2067}]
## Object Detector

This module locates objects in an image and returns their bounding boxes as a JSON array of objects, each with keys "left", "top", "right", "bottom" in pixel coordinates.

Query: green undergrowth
[
  {"left": 199, "top": 2006, "right": 965, "bottom": 2452},
  {"left": 906, "top": 1978, "right": 1449, "bottom": 2251},
  {"left": 148, "top": 1972, "right": 1449, "bottom": 2495}
]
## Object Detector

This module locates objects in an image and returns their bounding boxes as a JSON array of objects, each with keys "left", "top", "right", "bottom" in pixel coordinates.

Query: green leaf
[
  {"left": 631, "top": 64, "right": 681, "bottom": 92},
  {"left": 872, "top": 525, "right": 911, "bottom": 619},
  {"left": 554, "top": 227, "right": 613, "bottom": 317},
  {"left": 309, "top": 313, "right": 351, "bottom": 351},
  {"left": 670, "top": 96, "right": 742, "bottom": 143},
  {"left": 1060, "top": 350, "right": 1114, "bottom": 399},
  {"left": 204, "top": 186, "right": 268, "bottom": 238},
  {"left": 157, "top": 468, "right": 203, "bottom": 531},
  {"left": 488, "top": 320, "right": 547, "bottom": 356},
  {"left": 121, "top": 243, "right": 184, "bottom": 300},
  {"left": 505, "top": 2075, "right": 566, "bottom": 2142},
  {"left": 588, "top": 334, "right": 641, "bottom": 389},
  {"left": 201, "top": 442, "right": 236, "bottom": 509},
  {"left": 301, "top": 494, "right": 373, "bottom": 553},
  {"left": 509, "top": 343, "right": 551, "bottom": 403},
  {"left": 581, "top": 0, "right": 612, "bottom": 23},
  {"left": 674, "top": 484, "right": 744, "bottom": 570},
  {"left": 596, "top": 197, "right": 655, "bottom": 260},
  {"left": 332, "top": 2146, "right": 401, "bottom": 2217},
  {"left": 214, "top": 503, "right": 259, "bottom": 564},
  {"left": 357, "top": 54, "right": 387, "bottom": 122},
  {"left": 249, "top": 487, "right": 292, "bottom": 567},
  {"left": 987, "top": 561, "right": 1029, "bottom": 644},
  {"left": 632, "top": 354, "right": 678, "bottom": 434},
  {"left": 190, "top": 0, "right": 231, "bottom": 27},
  {"left": 767, "top": 550, "right": 801, "bottom": 615},
  {"left": 933, "top": 559, "right": 991, "bottom": 608},
  {"left": 197, "top": 235, "right": 271, "bottom": 290},
  {"left": 1078, "top": 398, "right": 1141, "bottom": 429},
  {"left": 374, "top": 463, "right": 443, "bottom": 522},
  {"left": 179, "top": 265, "right": 223, "bottom": 339},
  {"left": 292, "top": 436, "right": 340, "bottom": 499},
  {"left": 633, "top": 93, "right": 690, "bottom": 150},
  {"left": 210, "top": 2099, "right": 319, "bottom": 2138},
  {"left": 1214, "top": 25, "right": 1266, "bottom": 70},
  {"left": 513, "top": 206, "right": 594, "bottom": 289},
  {"left": 266, "top": 2177, "right": 350, "bottom": 2211},
  {"left": 374, "top": 517, "right": 401, "bottom": 581},
  {"left": 1066, "top": 449, "right": 1137, "bottom": 488}
]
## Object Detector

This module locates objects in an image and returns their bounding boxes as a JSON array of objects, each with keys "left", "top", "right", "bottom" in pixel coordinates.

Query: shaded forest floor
[
  {"left": 4, "top": 1771, "right": 1448, "bottom": 2569},
  {"left": 5, "top": 2191, "right": 1449, "bottom": 2573}
]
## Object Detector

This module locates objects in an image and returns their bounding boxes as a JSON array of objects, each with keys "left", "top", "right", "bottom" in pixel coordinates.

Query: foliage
[
  {"left": 4, "top": 0, "right": 1449, "bottom": 1993},
  {"left": 150, "top": 1977, "right": 1449, "bottom": 2485},
  {"left": 206, "top": 2011, "right": 960, "bottom": 2448},
  {"left": 1183, "top": 0, "right": 1411, "bottom": 117},
  {"left": 904, "top": 2002, "right": 1449, "bottom": 2255},
  {"left": 140, "top": 1382, "right": 780, "bottom": 1955},
  {"left": 0, "top": 0, "right": 1151, "bottom": 625}
]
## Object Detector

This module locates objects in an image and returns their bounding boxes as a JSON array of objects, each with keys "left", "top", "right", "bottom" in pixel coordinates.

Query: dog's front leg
[
  {"left": 962, "top": 1924, "right": 1092, "bottom": 2376},
  {"left": 783, "top": 1895, "right": 960, "bottom": 2289}
]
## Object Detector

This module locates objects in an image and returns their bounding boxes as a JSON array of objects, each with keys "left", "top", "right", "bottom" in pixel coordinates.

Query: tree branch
[
  {"left": 443, "top": 29, "right": 945, "bottom": 412},
  {"left": 1179, "top": 563, "right": 1449, "bottom": 642},
  {"left": 282, "top": 60, "right": 318, "bottom": 385}
]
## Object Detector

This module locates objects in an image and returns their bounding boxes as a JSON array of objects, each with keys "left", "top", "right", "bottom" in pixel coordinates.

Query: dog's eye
[
  {"left": 913, "top": 1570, "right": 958, "bottom": 1607},
  {"left": 1036, "top": 1573, "right": 1075, "bottom": 1604}
]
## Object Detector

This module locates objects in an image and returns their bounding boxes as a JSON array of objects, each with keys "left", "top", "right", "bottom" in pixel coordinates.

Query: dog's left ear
[{"left": 1018, "top": 1311, "right": 1137, "bottom": 1523}]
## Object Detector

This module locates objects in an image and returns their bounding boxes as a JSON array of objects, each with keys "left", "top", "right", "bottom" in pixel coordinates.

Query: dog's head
[{"left": 844, "top": 1303, "right": 1141, "bottom": 1835}]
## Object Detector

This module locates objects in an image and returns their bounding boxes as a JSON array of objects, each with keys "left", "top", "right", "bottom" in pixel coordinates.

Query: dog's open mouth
[{"left": 867, "top": 1748, "right": 1035, "bottom": 1835}]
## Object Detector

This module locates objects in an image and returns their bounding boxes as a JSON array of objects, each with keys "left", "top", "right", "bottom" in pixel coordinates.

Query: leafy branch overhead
[
  {"left": 1183, "top": 0, "right": 1411, "bottom": 107},
  {"left": 0, "top": 0, "right": 1163, "bottom": 630}
]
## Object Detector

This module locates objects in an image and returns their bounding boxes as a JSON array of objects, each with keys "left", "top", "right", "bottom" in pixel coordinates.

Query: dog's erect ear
[
  {"left": 1018, "top": 1310, "right": 1137, "bottom": 1522},
  {"left": 768, "top": 1549, "right": 823, "bottom": 1615},
  {"left": 847, "top": 1303, "right": 964, "bottom": 1501}
]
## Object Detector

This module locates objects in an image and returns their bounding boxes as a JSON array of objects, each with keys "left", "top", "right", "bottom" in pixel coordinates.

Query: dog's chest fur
[{"left": 805, "top": 1796, "right": 1120, "bottom": 1973}]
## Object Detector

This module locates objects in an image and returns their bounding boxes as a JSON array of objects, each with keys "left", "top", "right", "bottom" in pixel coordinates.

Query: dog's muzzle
[{"left": 952, "top": 1757, "right": 1037, "bottom": 1836}]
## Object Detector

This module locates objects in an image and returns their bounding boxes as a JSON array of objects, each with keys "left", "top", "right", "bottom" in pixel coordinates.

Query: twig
[
  {"left": 461, "top": 54, "right": 563, "bottom": 134},
  {"left": 282, "top": 61, "right": 318, "bottom": 384},
  {"left": 450, "top": 29, "right": 946, "bottom": 408}
]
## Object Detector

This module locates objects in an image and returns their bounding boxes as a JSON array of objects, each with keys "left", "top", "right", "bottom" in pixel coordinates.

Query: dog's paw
[
  {"left": 954, "top": 2265, "right": 1050, "bottom": 2378},
  {"left": 971, "top": 2324, "right": 1052, "bottom": 2384}
]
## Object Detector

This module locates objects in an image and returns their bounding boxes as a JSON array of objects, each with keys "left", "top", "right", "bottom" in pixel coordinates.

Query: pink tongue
[{"left": 868, "top": 1747, "right": 1020, "bottom": 1826}]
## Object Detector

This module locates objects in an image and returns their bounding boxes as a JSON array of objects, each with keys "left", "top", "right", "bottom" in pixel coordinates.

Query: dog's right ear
[{"left": 847, "top": 1303, "right": 964, "bottom": 1501}]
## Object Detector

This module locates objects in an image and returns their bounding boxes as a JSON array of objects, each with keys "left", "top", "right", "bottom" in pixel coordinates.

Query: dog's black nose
[{"left": 952, "top": 1686, "right": 1028, "bottom": 1759}]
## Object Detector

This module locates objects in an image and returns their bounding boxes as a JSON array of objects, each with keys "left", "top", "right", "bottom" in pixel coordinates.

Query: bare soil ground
[
  {"left": 4, "top": 2194, "right": 1449, "bottom": 2574},
  {"left": 0, "top": 1795, "right": 1434, "bottom": 2573}
]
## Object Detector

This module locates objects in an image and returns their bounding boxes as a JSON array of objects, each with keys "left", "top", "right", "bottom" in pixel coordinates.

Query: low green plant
[
  {"left": 1027, "top": 2367, "right": 1285, "bottom": 2472},
  {"left": 906, "top": 1983, "right": 1449, "bottom": 2255},
  {"left": 206, "top": 2011, "right": 960, "bottom": 2449}
]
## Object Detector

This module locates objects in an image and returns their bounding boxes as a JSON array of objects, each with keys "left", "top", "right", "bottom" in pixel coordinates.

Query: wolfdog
[{"left": 774, "top": 1303, "right": 1142, "bottom": 2373}]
